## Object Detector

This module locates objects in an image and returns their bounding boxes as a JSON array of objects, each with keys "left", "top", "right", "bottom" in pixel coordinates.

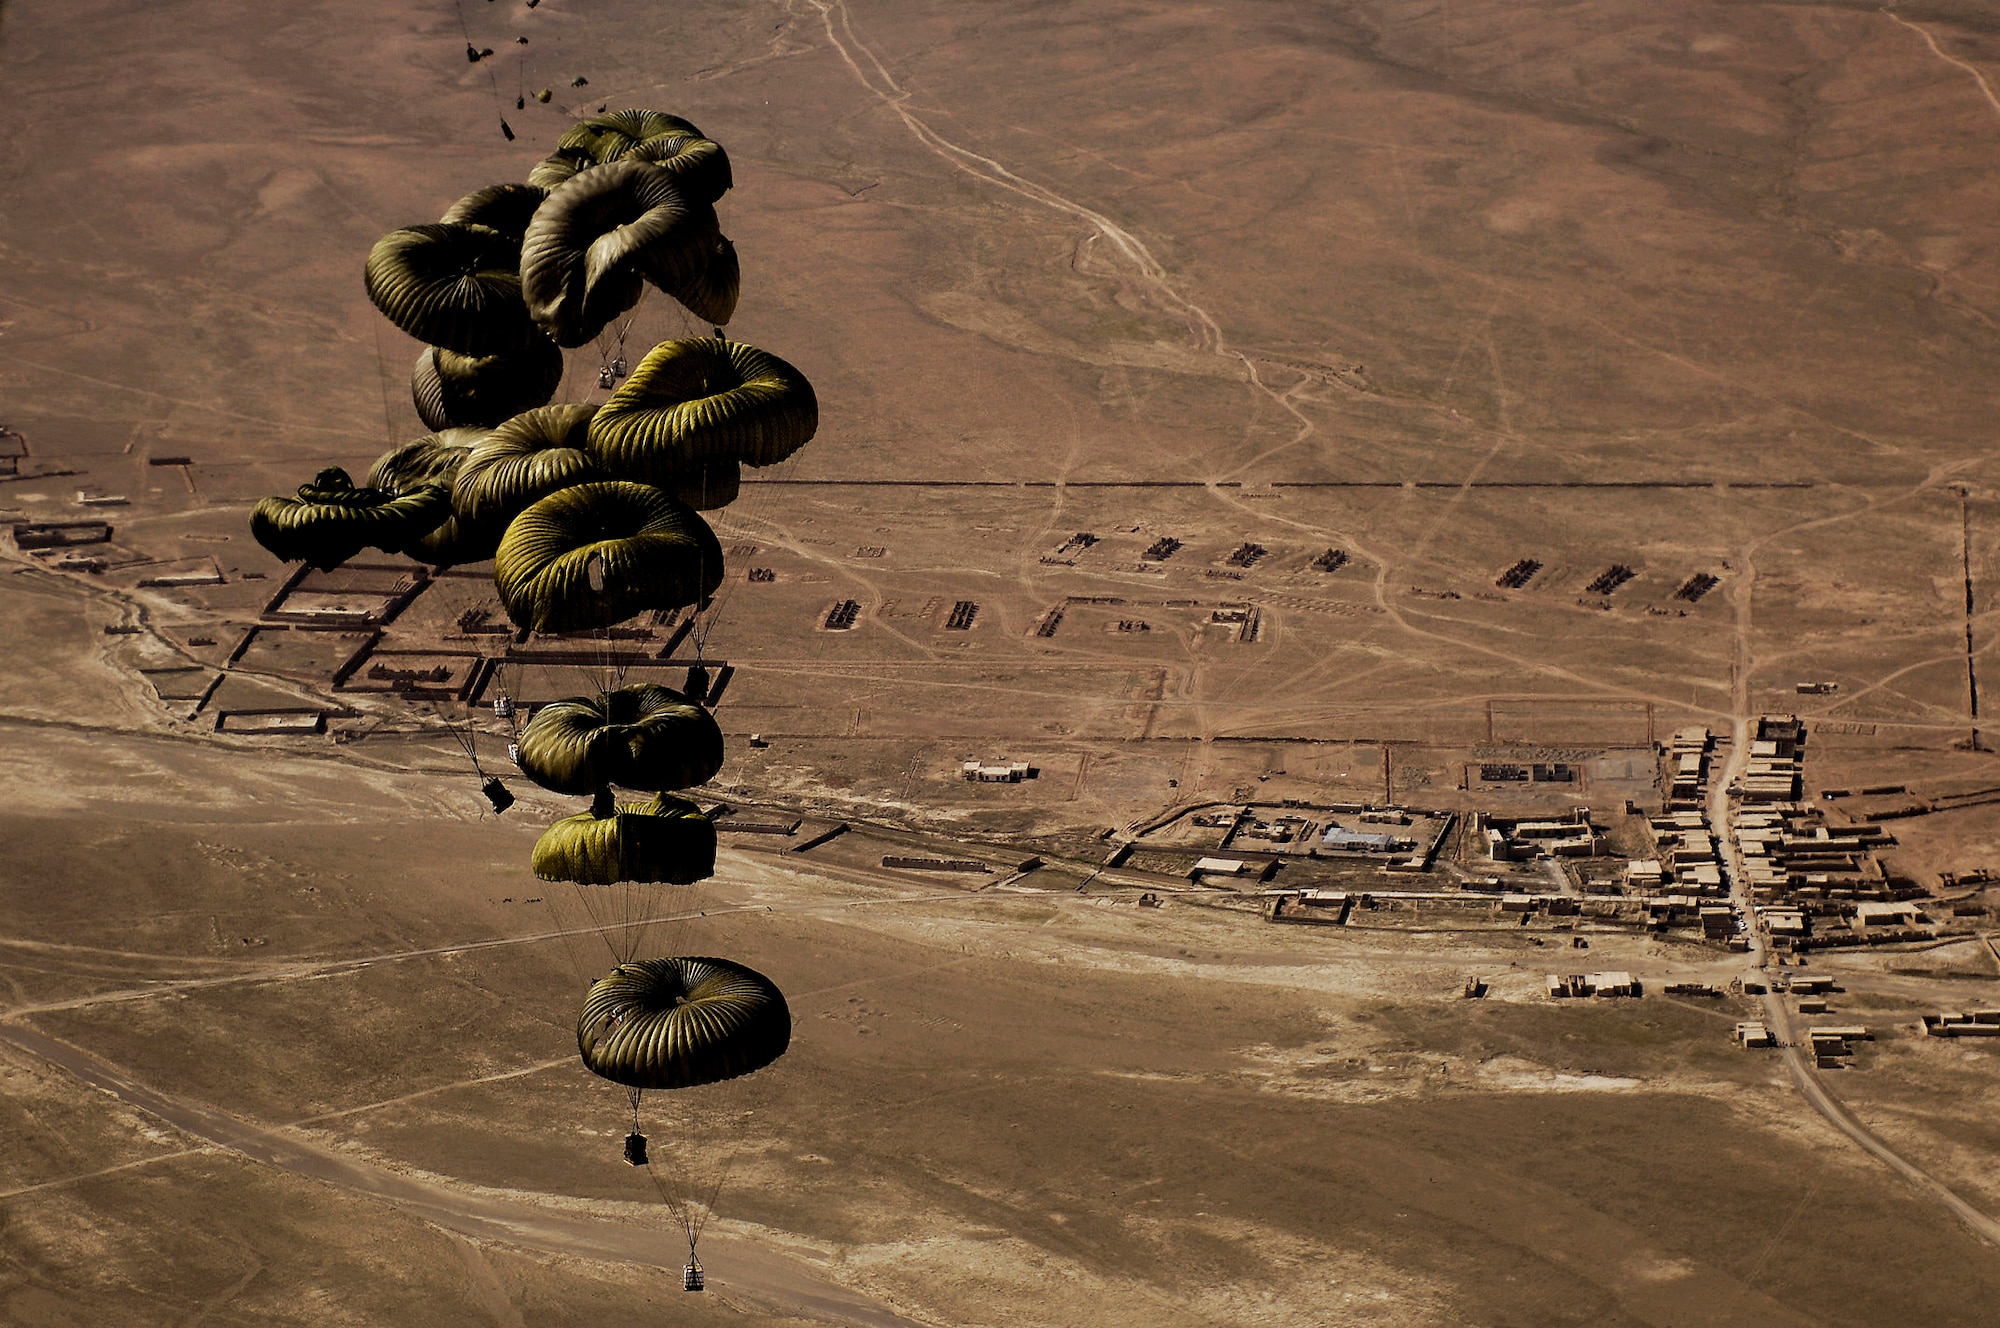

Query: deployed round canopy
[
  {"left": 646, "top": 211, "right": 738, "bottom": 328},
  {"left": 577, "top": 955, "right": 790, "bottom": 1090},
  {"left": 411, "top": 340, "right": 564, "bottom": 432},
  {"left": 451, "top": 403, "right": 601, "bottom": 526},
  {"left": 516, "top": 684, "right": 723, "bottom": 795},
  {"left": 665, "top": 460, "right": 739, "bottom": 512},
  {"left": 560, "top": 109, "right": 704, "bottom": 160},
  {"left": 528, "top": 109, "right": 732, "bottom": 205},
  {"left": 439, "top": 181, "right": 549, "bottom": 241},
  {"left": 588, "top": 338, "right": 816, "bottom": 485},
  {"left": 493, "top": 480, "right": 723, "bottom": 633},
  {"left": 251, "top": 467, "right": 450, "bottom": 571},
  {"left": 520, "top": 161, "right": 716, "bottom": 347},
  {"left": 624, "top": 133, "right": 732, "bottom": 208},
  {"left": 366, "top": 430, "right": 500, "bottom": 566},
  {"left": 532, "top": 793, "right": 716, "bottom": 885},
  {"left": 365, "top": 222, "right": 538, "bottom": 356}
]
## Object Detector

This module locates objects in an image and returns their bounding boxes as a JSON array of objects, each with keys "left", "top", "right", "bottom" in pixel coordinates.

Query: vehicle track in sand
[{"left": 0, "top": 1022, "right": 928, "bottom": 1328}]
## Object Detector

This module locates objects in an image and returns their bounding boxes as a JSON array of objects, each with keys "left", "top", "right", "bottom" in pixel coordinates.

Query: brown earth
[{"left": 7, "top": 0, "right": 2000, "bottom": 1323}]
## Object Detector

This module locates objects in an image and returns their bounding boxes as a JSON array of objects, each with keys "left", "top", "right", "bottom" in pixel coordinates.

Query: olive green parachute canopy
[
  {"left": 516, "top": 684, "right": 723, "bottom": 795},
  {"left": 365, "top": 430, "right": 501, "bottom": 566},
  {"left": 625, "top": 132, "right": 732, "bottom": 208},
  {"left": 493, "top": 480, "right": 723, "bottom": 633},
  {"left": 577, "top": 956, "right": 790, "bottom": 1090},
  {"left": 439, "top": 181, "right": 548, "bottom": 242},
  {"left": 367, "top": 431, "right": 484, "bottom": 494},
  {"left": 364, "top": 223, "right": 539, "bottom": 356},
  {"left": 666, "top": 460, "right": 740, "bottom": 512},
  {"left": 251, "top": 467, "right": 451, "bottom": 571},
  {"left": 561, "top": 109, "right": 704, "bottom": 161},
  {"left": 528, "top": 110, "right": 732, "bottom": 206},
  {"left": 588, "top": 339, "right": 817, "bottom": 486},
  {"left": 650, "top": 217, "right": 739, "bottom": 328},
  {"left": 451, "top": 403, "right": 601, "bottom": 527},
  {"left": 532, "top": 793, "right": 716, "bottom": 885},
  {"left": 410, "top": 340, "right": 564, "bottom": 432},
  {"left": 524, "top": 144, "right": 603, "bottom": 191},
  {"left": 519, "top": 161, "right": 725, "bottom": 347}
]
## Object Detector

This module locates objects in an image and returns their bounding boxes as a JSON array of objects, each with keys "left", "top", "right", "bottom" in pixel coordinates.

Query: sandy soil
[{"left": 8, "top": 0, "right": 2000, "bottom": 1323}]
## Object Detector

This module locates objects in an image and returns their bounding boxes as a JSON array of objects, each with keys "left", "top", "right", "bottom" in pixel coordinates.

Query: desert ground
[{"left": 7, "top": 0, "right": 2000, "bottom": 1324}]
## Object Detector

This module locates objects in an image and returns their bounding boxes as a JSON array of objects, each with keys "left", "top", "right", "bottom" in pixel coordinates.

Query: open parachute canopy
[
  {"left": 589, "top": 338, "right": 816, "bottom": 484},
  {"left": 663, "top": 460, "right": 740, "bottom": 512},
  {"left": 250, "top": 467, "right": 450, "bottom": 571},
  {"left": 516, "top": 684, "right": 724, "bottom": 796},
  {"left": 439, "top": 181, "right": 549, "bottom": 242},
  {"left": 493, "top": 480, "right": 723, "bottom": 634},
  {"left": 520, "top": 160, "right": 736, "bottom": 346},
  {"left": 411, "top": 340, "right": 565, "bottom": 432},
  {"left": 528, "top": 109, "right": 733, "bottom": 207},
  {"left": 577, "top": 956, "right": 790, "bottom": 1091},
  {"left": 532, "top": 793, "right": 716, "bottom": 885},
  {"left": 365, "top": 222, "right": 541, "bottom": 356},
  {"left": 451, "top": 403, "right": 601, "bottom": 527},
  {"left": 366, "top": 429, "right": 502, "bottom": 567}
]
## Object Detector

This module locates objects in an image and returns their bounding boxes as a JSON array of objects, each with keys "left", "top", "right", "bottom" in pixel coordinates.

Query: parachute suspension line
[
  {"left": 688, "top": 443, "right": 806, "bottom": 668},
  {"left": 636, "top": 1069, "right": 780, "bottom": 1266},
  {"left": 370, "top": 322, "right": 397, "bottom": 444},
  {"left": 612, "top": 295, "right": 643, "bottom": 381},
  {"left": 449, "top": 0, "right": 510, "bottom": 140}
]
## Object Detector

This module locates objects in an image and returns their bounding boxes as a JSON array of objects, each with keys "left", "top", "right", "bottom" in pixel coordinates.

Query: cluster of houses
[{"left": 1738, "top": 716, "right": 1805, "bottom": 803}]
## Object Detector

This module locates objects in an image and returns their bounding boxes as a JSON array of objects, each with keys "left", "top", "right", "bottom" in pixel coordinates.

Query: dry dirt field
[{"left": 8, "top": 0, "right": 2000, "bottom": 1324}]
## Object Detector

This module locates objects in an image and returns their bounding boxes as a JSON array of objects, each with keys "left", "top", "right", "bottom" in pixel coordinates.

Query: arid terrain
[{"left": 7, "top": 1, "right": 2000, "bottom": 1324}]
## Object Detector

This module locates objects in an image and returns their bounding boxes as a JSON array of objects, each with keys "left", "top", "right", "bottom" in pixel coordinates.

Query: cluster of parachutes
[{"left": 248, "top": 112, "right": 806, "bottom": 1281}]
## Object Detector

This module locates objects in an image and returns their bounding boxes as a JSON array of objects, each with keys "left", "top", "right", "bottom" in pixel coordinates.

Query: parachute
[
  {"left": 625, "top": 134, "right": 733, "bottom": 208},
  {"left": 528, "top": 110, "right": 732, "bottom": 206},
  {"left": 250, "top": 467, "right": 450, "bottom": 571},
  {"left": 532, "top": 793, "right": 717, "bottom": 886},
  {"left": 365, "top": 429, "right": 503, "bottom": 567},
  {"left": 588, "top": 338, "right": 817, "bottom": 483},
  {"left": 578, "top": 957, "right": 790, "bottom": 1090},
  {"left": 560, "top": 110, "right": 705, "bottom": 162},
  {"left": 492, "top": 480, "right": 723, "bottom": 634},
  {"left": 515, "top": 684, "right": 724, "bottom": 795},
  {"left": 646, "top": 217, "right": 739, "bottom": 329},
  {"left": 439, "top": 181, "right": 549, "bottom": 243},
  {"left": 664, "top": 461, "right": 740, "bottom": 513},
  {"left": 451, "top": 403, "right": 601, "bottom": 527},
  {"left": 519, "top": 160, "right": 725, "bottom": 346},
  {"left": 579, "top": 955, "right": 790, "bottom": 1286},
  {"left": 411, "top": 340, "right": 565, "bottom": 432},
  {"left": 364, "top": 223, "right": 539, "bottom": 356},
  {"left": 251, "top": 109, "right": 823, "bottom": 1284}
]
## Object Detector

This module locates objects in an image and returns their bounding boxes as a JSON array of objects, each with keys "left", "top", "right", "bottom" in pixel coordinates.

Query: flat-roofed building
[
  {"left": 1761, "top": 909, "right": 1807, "bottom": 936},
  {"left": 1853, "top": 900, "right": 1923, "bottom": 929}
]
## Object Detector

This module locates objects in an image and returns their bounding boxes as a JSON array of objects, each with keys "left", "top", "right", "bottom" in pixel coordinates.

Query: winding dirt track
[{"left": 0, "top": 1023, "right": 927, "bottom": 1328}]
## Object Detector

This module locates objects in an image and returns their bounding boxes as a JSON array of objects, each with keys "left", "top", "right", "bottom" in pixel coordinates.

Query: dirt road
[{"left": 0, "top": 1023, "right": 927, "bottom": 1328}]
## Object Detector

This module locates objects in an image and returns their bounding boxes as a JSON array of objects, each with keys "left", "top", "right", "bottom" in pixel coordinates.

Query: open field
[{"left": 8, "top": 0, "right": 2000, "bottom": 1323}]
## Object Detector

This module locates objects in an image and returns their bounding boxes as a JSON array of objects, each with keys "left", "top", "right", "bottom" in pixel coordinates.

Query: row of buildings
[{"left": 1723, "top": 718, "right": 1933, "bottom": 952}]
